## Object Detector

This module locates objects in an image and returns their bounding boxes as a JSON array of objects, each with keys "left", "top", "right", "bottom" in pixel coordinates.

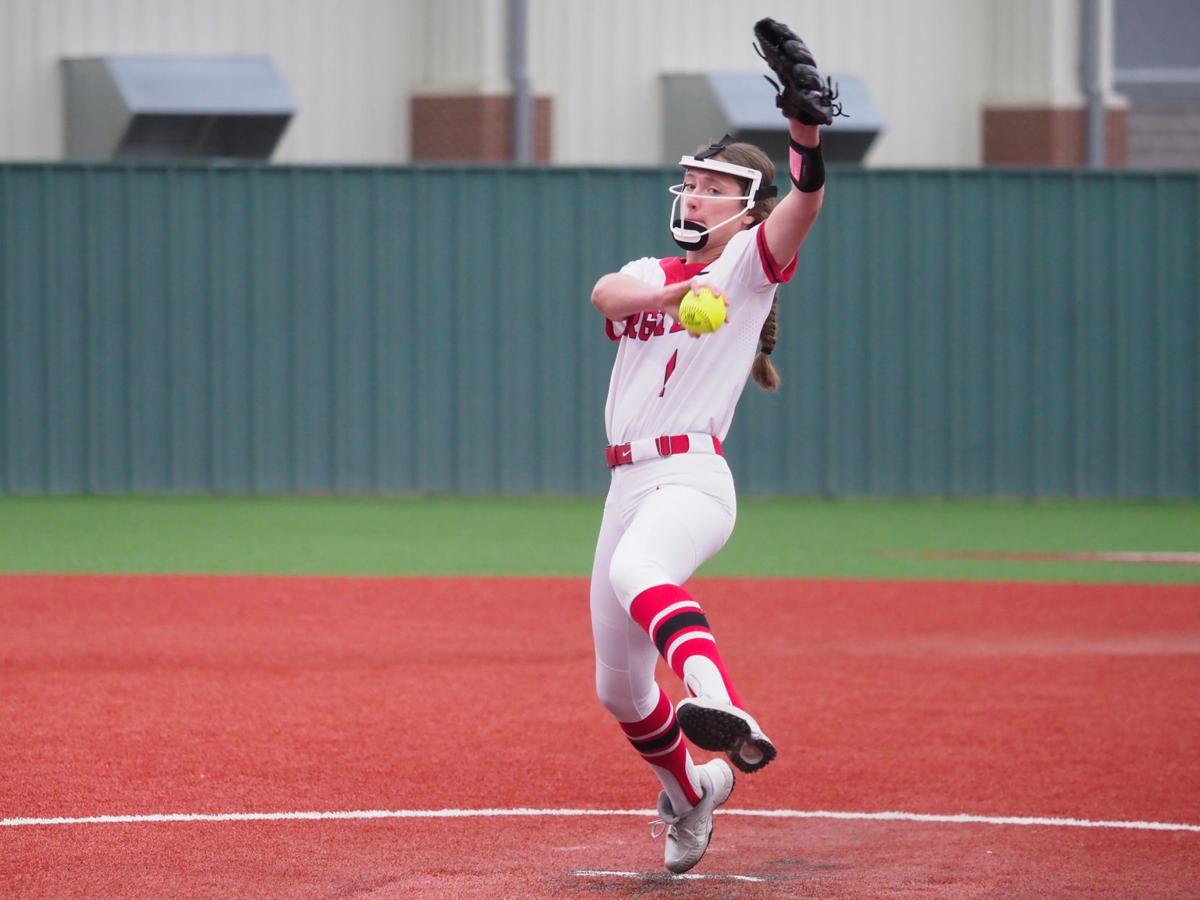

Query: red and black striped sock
[
  {"left": 629, "top": 583, "right": 742, "bottom": 708},
  {"left": 619, "top": 686, "right": 701, "bottom": 809}
]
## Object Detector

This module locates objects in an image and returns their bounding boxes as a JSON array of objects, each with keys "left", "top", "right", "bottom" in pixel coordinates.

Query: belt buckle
[{"left": 655, "top": 435, "right": 673, "bottom": 458}]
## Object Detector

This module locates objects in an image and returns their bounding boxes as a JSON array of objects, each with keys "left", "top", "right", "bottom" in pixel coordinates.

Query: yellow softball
[{"left": 678, "top": 287, "right": 727, "bottom": 334}]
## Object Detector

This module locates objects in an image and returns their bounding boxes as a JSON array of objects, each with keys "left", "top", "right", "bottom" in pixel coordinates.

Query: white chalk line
[
  {"left": 3, "top": 807, "right": 1198, "bottom": 832},
  {"left": 572, "top": 869, "right": 764, "bottom": 883}
]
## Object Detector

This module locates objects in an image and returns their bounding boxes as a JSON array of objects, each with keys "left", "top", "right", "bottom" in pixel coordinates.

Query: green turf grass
[{"left": 0, "top": 496, "right": 1197, "bottom": 583}]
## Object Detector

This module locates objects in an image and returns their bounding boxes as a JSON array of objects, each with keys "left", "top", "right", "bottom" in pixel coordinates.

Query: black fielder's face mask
[{"left": 668, "top": 136, "right": 777, "bottom": 251}]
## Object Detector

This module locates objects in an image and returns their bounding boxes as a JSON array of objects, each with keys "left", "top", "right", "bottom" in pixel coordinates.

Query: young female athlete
[{"left": 587, "top": 18, "right": 838, "bottom": 875}]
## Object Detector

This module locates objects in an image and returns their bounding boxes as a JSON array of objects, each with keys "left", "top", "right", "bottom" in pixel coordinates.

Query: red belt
[{"left": 605, "top": 433, "right": 723, "bottom": 468}]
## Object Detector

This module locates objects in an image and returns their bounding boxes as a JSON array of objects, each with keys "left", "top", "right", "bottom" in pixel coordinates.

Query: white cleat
[
  {"left": 651, "top": 758, "right": 736, "bottom": 874},
  {"left": 676, "top": 696, "right": 777, "bottom": 773}
]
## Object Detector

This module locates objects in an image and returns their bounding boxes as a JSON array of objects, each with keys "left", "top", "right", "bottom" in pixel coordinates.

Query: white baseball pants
[{"left": 589, "top": 453, "right": 737, "bottom": 723}]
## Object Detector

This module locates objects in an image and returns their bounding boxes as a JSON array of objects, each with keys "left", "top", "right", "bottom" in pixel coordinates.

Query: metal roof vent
[
  {"left": 662, "top": 71, "right": 883, "bottom": 165},
  {"left": 63, "top": 56, "right": 297, "bottom": 161}
]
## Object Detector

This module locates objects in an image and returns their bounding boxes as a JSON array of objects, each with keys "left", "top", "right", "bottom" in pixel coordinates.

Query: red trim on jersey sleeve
[
  {"left": 659, "top": 257, "right": 709, "bottom": 286},
  {"left": 756, "top": 224, "right": 798, "bottom": 284}
]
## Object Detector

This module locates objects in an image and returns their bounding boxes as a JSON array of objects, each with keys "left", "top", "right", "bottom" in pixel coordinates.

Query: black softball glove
[{"left": 753, "top": 17, "right": 843, "bottom": 126}]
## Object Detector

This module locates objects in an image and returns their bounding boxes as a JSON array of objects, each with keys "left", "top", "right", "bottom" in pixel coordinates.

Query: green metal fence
[{"left": 1, "top": 164, "right": 1196, "bottom": 497}]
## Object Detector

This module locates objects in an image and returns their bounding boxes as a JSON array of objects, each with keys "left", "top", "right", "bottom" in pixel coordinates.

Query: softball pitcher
[{"left": 587, "top": 18, "right": 841, "bottom": 874}]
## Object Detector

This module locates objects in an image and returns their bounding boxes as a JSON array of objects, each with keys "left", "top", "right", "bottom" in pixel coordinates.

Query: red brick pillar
[
  {"left": 410, "top": 94, "right": 553, "bottom": 162},
  {"left": 983, "top": 105, "right": 1128, "bottom": 167}
]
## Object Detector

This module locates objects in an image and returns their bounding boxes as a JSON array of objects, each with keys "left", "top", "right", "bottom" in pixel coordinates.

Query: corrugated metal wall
[
  {"left": 3, "top": 0, "right": 1010, "bottom": 167},
  {"left": 530, "top": 0, "right": 996, "bottom": 166},
  {"left": 736, "top": 170, "right": 1199, "bottom": 499},
  {"left": 0, "top": 0, "right": 419, "bottom": 163},
  {"left": 1, "top": 164, "right": 1197, "bottom": 498}
]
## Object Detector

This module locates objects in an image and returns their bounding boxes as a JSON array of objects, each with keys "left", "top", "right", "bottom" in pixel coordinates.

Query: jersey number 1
[{"left": 659, "top": 350, "right": 678, "bottom": 397}]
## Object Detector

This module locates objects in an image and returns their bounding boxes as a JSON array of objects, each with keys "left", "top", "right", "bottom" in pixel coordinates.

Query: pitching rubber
[{"left": 676, "top": 697, "right": 778, "bottom": 774}]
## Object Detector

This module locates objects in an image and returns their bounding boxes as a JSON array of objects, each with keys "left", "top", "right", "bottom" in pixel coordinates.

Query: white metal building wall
[
  {"left": 529, "top": 0, "right": 997, "bottom": 166},
  {"left": 0, "top": 0, "right": 1086, "bottom": 166},
  {"left": 0, "top": 0, "right": 421, "bottom": 163}
]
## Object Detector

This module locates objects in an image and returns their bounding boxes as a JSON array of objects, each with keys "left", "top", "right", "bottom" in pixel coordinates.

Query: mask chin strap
[
  {"left": 669, "top": 134, "right": 778, "bottom": 250},
  {"left": 670, "top": 225, "right": 709, "bottom": 250}
]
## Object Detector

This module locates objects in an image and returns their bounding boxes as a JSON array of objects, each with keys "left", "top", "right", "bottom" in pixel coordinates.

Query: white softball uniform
[
  {"left": 604, "top": 222, "right": 795, "bottom": 445},
  {"left": 591, "top": 222, "right": 796, "bottom": 722}
]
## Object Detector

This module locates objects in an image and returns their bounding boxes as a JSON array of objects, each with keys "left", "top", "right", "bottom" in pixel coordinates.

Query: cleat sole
[{"left": 677, "top": 702, "right": 778, "bottom": 774}]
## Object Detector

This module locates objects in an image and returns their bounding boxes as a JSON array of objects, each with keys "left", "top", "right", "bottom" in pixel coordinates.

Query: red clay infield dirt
[{"left": 2, "top": 574, "right": 1198, "bottom": 897}]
